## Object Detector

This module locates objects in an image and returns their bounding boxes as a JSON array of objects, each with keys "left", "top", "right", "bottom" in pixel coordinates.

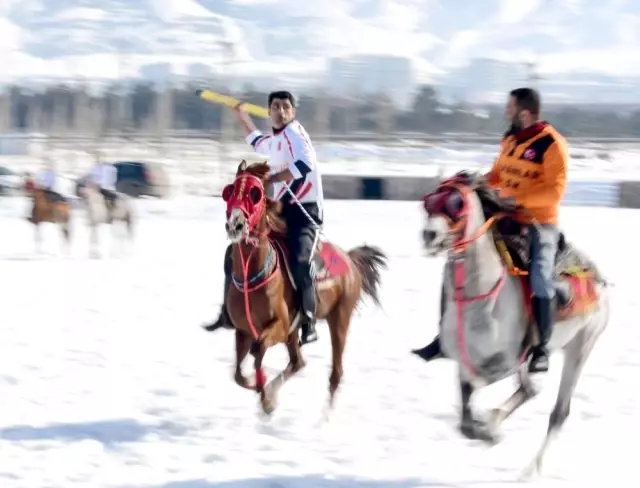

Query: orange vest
[{"left": 487, "top": 122, "right": 568, "bottom": 225}]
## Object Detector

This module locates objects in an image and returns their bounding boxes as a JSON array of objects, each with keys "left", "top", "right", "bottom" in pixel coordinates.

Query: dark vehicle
[
  {"left": 0, "top": 166, "right": 22, "bottom": 196},
  {"left": 76, "top": 161, "right": 170, "bottom": 199}
]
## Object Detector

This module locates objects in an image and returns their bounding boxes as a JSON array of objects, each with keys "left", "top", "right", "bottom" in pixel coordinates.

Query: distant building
[
  {"left": 436, "top": 58, "right": 529, "bottom": 103},
  {"left": 436, "top": 57, "right": 640, "bottom": 105},
  {"left": 327, "top": 55, "right": 415, "bottom": 106}
]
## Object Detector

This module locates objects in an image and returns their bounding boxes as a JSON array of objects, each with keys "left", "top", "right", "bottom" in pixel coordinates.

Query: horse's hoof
[
  {"left": 261, "top": 399, "right": 276, "bottom": 416},
  {"left": 460, "top": 419, "right": 499, "bottom": 444}
]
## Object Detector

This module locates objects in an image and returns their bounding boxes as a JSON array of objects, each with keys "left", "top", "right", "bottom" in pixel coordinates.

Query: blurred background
[
  {"left": 1, "top": 0, "right": 640, "bottom": 196},
  {"left": 3, "top": 3, "right": 640, "bottom": 487}
]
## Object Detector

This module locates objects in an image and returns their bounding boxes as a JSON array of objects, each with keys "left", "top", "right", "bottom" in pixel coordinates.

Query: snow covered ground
[{"left": 0, "top": 197, "right": 638, "bottom": 487}]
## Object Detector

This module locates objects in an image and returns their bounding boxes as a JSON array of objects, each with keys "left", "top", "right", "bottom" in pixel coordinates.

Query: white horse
[
  {"left": 79, "top": 185, "right": 134, "bottom": 258},
  {"left": 421, "top": 171, "right": 610, "bottom": 478}
]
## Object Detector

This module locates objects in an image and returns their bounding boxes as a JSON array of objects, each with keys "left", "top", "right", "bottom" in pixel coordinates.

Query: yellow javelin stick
[{"left": 195, "top": 89, "right": 270, "bottom": 119}]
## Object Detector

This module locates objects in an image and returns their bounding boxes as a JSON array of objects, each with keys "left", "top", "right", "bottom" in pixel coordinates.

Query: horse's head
[
  {"left": 421, "top": 171, "right": 486, "bottom": 256},
  {"left": 222, "top": 160, "right": 284, "bottom": 243}
]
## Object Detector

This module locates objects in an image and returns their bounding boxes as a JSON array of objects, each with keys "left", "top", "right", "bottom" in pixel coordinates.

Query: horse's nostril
[
  {"left": 235, "top": 223, "right": 243, "bottom": 232},
  {"left": 423, "top": 229, "right": 437, "bottom": 242}
]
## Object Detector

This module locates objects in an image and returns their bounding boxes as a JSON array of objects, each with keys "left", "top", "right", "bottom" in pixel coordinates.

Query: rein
[
  {"left": 226, "top": 173, "right": 281, "bottom": 342},
  {"left": 232, "top": 228, "right": 281, "bottom": 342}
]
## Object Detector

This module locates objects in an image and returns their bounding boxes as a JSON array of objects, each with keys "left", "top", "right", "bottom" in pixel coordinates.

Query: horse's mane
[
  {"left": 450, "top": 170, "right": 521, "bottom": 218},
  {"left": 240, "top": 161, "right": 271, "bottom": 180},
  {"left": 238, "top": 161, "right": 287, "bottom": 234}
]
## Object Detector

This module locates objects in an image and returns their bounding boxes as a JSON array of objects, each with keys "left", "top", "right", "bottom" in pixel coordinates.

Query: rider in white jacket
[
  {"left": 35, "top": 159, "right": 65, "bottom": 203},
  {"left": 91, "top": 160, "right": 118, "bottom": 210}
]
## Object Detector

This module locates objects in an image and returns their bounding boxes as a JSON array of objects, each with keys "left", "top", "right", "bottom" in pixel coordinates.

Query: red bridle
[
  {"left": 222, "top": 172, "right": 267, "bottom": 234},
  {"left": 422, "top": 177, "right": 522, "bottom": 379}
]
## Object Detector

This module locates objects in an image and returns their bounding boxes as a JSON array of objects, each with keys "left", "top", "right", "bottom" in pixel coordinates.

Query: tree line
[{"left": 1, "top": 82, "right": 639, "bottom": 137}]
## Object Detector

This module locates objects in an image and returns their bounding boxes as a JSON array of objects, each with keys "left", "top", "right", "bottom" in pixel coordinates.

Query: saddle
[
  {"left": 491, "top": 215, "right": 602, "bottom": 322},
  {"left": 43, "top": 189, "right": 67, "bottom": 204},
  {"left": 266, "top": 234, "right": 348, "bottom": 332},
  {"left": 270, "top": 235, "right": 350, "bottom": 289}
]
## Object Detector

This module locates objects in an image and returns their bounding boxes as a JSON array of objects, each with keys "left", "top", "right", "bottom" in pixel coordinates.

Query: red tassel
[{"left": 255, "top": 368, "right": 267, "bottom": 389}]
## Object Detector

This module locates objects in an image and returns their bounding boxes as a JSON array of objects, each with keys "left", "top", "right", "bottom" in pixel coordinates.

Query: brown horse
[
  {"left": 222, "top": 160, "right": 387, "bottom": 415},
  {"left": 27, "top": 188, "right": 72, "bottom": 252}
]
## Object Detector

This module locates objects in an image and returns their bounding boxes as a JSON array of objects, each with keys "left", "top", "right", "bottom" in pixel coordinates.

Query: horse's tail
[{"left": 348, "top": 245, "right": 387, "bottom": 308}]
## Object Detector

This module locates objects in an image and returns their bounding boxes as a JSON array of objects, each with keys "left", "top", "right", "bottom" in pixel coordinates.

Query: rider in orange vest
[{"left": 413, "top": 87, "right": 568, "bottom": 373}]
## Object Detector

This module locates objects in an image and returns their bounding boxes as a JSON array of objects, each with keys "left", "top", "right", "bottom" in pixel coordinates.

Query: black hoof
[
  {"left": 202, "top": 321, "right": 223, "bottom": 332},
  {"left": 201, "top": 317, "right": 234, "bottom": 332},
  {"left": 460, "top": 419, "right": 498, "bottom": 444},
  {"left": 411, "top": 347, "right": 443, "bottom": 362}
]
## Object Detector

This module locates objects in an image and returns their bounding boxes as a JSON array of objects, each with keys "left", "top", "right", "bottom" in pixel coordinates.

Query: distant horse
[
  {"left": 421, "top": 171, "right": 610, "bottom": 478},
  {"left": 222, "top": 160, "right": 387, "bottom": 415},
  {"left": 79, "top": 185, "right": 134, "bottom": 258},
  {"left": 27, "top": 188, "right": 72, "bottom": 253}
]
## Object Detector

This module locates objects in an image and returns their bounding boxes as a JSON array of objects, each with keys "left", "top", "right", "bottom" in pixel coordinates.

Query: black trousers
[{"left": 282, "top": 202, "right": 322, "bottom": 317}]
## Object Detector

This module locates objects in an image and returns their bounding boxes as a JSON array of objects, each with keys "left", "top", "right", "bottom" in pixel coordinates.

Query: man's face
[
  {"left": 505, "top": 96, "right": 523, "bottom": 128},
  {"left": 269, "top": 97, "right": 295, "bottom": 128}
]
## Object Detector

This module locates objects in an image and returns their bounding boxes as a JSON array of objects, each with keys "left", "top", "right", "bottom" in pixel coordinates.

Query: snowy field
[{"left": 0, "top": 197, "right": 639, "bottom": 487}]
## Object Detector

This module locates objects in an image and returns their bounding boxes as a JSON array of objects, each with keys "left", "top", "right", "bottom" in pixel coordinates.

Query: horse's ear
[{"left": 237, "top": 159, "right": 247, "bottom": 174}]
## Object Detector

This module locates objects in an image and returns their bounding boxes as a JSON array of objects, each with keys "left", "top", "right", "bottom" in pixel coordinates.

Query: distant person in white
[
  {"left": 91, "top": 159, "right": 118, "bottom": 210},
  {"left": 205, "top": 91, "right": 323, "bottom": 345},
  {"left": 35, "top": 159, "right": 65, "bottom": 203}
]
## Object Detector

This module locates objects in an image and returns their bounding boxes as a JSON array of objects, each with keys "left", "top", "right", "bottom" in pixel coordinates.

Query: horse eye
[
  {"left": 249, "top": 186, "right": 262, "bottom": 204},
  {"left": 446, "top": 192, "right": 464, "bottom": 216},
  {"left": 222, "top": 184, "right": 234, "bottom": 202}
]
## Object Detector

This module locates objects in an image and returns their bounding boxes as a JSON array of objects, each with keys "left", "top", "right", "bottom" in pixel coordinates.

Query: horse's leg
[
  {"left": 126, "top": 209, "right": 134, "bottom": 242},
  {"left": 459, "top": 379, "right": 497, "bottom": 443},
  {"left": 252, "top": 340, "right": 275, "bottom": 415},
  {"left": 34, "top": 222, "right": 42, "bottom": 253},
  {"left": 326, "top": 296, "right": 354, "bottom": 409},
  {"left": 264, "top": 331, "right": 306, "bottom": 401},
  {"left": 233, "top": 329, "right": 255, "bottom": 390},
  {"left": 523, "top": 320, "right": 605, "bottom": 478},
  {"left": 60, "top": 213, "right": 71, "bottom": 255},
  {"left": 90, "top": 222, "right": 100, "bottom": 258},
  {"left": 109, "top": 222, "right": 120, "bottom": 257},
  {"left": 60, "top": 222, "right": 70, "bottom": 255},
  {"left": 489, "top": 363, "right": 537, "bottom": 432}
]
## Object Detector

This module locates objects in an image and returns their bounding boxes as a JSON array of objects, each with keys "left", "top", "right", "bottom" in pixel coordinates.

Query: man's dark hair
[
  {"left": 268, "top": 90, "right": 296, "bottom": 108},
  {"left": 509, "top": 87, "right": 541, "bottom": 117}
]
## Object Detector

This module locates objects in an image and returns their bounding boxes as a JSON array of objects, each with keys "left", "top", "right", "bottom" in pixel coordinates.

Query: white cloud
[
  {"left": 496, "top": 0, "right": 541, "bottom": 24},
  {"left": 539, "top": 48, "right": 640, "bottom": 76},
  {"left": 436, "top": 30, "right": 484, "bottom": 68},
  {"left": 2, "top": 0, "right": 640, "bottom": 83}
]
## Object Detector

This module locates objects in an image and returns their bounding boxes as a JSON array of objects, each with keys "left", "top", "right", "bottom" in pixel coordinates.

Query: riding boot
[
  {"left": 411, "top": 279, "right": 447, "bottom": 362},
  {"left": 202, "top": 246, "right": 234, "bottom": 332},
  {"left": 529, "top": 296, "right": 555, "bottom": 373},
  {"left": 299, "top": 283, "right": 318, "bottom": 345},
  {"left": 411, "top": 336, "right": 443, "bottom": 362}
]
